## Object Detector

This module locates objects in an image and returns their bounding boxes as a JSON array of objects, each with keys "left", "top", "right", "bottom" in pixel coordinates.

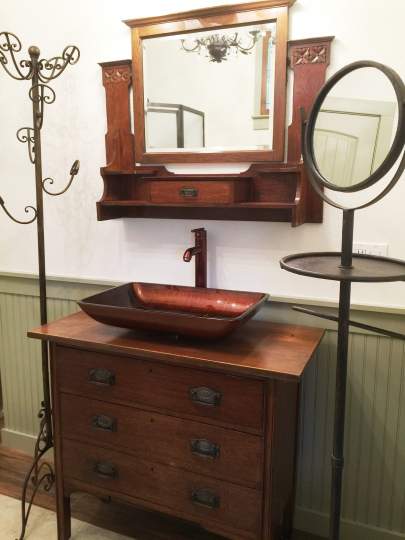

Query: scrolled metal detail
[
  {"left": 42, "top": 160, "right": 80, "bottom": 196},
  {"left": 0, "top": 196, "right": 37, "bottom": 224},
  {"left": 29, "top": 84, "right": 56, "bottom": 129},
  {"left": 63, "top": 44, "right": 80, "bottom": 65},
  {"left": 38, "top": 44, "right": 80, "bottom": 82},
  {"left": 36, "top": 402, "right": 52, "bottom": 453},
  {"left": 16, "top": 127, "right": 36, "bottom": 163},
  {"left": 17, "top": 404, "right": 54, "bottom": 540},
  {"left": 0, "top": 31, "right": 32, "bottom": 80},
  {"left": 32, "top": 84, "right": 56, "bottom": 105},
  {"left": 0, "top": 31, "right": 22, "bottom": 52}
]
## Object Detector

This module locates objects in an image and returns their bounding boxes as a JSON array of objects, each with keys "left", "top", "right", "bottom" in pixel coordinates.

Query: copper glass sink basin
[{"left": 78, "top": 283, "right": 268, "bottom": 339}]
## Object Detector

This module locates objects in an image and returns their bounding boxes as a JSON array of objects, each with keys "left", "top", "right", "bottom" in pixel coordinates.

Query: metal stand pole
[
  {"left": 31, "top": 46, "right": 53, "bottom": 449},
  {"left": 329, "top": 209, "right": 354, "bottom": 540},
  {"left": 0, "top": 31, "right": 80, "bottom": 540}
]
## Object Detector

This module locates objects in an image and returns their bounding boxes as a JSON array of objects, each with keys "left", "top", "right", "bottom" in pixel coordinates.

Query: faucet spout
[
  {"left": 183, "top": 247, "right": 199, "bottom": 262},
  {"left": 183, "top": 228, "right": 207, "bottom": 287}
]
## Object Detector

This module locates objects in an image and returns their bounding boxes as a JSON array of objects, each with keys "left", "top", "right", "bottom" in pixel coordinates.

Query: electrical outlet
[{"left": 353, "top": 242, "right": 388, "bottom": 257}]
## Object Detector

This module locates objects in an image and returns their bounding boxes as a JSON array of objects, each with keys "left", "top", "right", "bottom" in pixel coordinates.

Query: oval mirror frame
[{"left": 303, "top": 60, "right": 405, "bottom": 200}]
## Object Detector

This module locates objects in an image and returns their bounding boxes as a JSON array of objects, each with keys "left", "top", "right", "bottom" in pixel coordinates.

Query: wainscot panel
[{"left": 0, "top": 272, "right": 404, "bottom": 539}]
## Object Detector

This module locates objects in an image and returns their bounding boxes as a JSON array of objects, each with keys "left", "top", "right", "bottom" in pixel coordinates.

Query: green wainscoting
[
  {"left": 0, "top": 273, "right": 113, "bottom": 452},
  {"left": 0, "top": 272, "right": 404, "bottom": 540}
]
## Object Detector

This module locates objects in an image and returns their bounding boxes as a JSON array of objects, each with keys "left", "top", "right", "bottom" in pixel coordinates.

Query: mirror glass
[
  {"left": 313, "top": 67, "right": 398, "bottom": 188},
  {"left": 142, "top": 22, "right": 277, "bottom": 153}
]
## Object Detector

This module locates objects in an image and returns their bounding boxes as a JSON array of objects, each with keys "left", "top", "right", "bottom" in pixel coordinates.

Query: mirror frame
[
  {"left": 125, "top": 0, "right": 294, "bottom": 163},
  {"left": 303, "top": 60, "right": 405, "bottom": 195}
]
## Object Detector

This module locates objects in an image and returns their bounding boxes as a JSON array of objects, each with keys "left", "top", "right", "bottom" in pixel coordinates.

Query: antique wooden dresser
[{"left": 29, "top": 311, "right": 323, "bottom": 540}]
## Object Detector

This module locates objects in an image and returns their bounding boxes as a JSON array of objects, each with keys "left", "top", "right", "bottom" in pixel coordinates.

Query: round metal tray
[{"left": 280, "top": 252, "right": 405, "bottom": 282}]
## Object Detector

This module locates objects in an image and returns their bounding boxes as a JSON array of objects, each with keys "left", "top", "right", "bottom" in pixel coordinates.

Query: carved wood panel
[{"left": 99, "top": 60, "right": 134, "bottom": 170}]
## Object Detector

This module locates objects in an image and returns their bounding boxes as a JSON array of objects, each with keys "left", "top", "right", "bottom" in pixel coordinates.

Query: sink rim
[{"left": 79, "top": 282, "right": 269, "bottom": 322}]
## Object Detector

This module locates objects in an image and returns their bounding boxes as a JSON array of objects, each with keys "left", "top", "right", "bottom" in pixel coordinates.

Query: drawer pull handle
[
  {"left": 94, "top": 461, "right": 118, "bottom": 480},
  {"left": 191, "top": 488, "right": 220, "bottom": 509},
  {"left": 180, "top": 187, "right": 198, "bottom": 198},
  {"left": 88, "top": 368, "right": 115, "bottom": 386},
  {"left": 191, "top": 439, "right": 220, "bottom": 459},
  {"left": 91, "top": 414, "right": 117, "bottom": 432},
  {"left": 189, "top": 386, "right": 222, "bottom": 407}
]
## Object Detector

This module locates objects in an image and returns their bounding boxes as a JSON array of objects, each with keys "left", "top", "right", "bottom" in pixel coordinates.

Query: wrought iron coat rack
[{"left": 0, "top": 31, "right": 80, "bottom": 539}]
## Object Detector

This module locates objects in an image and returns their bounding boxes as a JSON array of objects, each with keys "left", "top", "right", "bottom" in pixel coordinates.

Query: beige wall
[{"left": 1, "top": 0, "right": 405, "bottom": 308}]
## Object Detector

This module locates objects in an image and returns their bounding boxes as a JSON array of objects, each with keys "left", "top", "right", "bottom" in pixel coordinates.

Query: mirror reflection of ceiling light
[{"left": 181, "top": 30, "right": 264, "bottom": 63}]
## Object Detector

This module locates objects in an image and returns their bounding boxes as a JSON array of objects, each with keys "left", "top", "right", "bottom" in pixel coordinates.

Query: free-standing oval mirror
[
  {"left": 304, "top": 61, "right": 405, "bottom": 201},
  {"left": 283, "top": 62, "right": 405, "bottom": 540}
]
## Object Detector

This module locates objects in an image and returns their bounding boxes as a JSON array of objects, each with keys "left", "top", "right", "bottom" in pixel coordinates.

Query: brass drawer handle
[
  {"left": 191, "top": 439, "right": 220, "bottom": 459},
  {"left": 88, "top": 368, "right": 115, "bottom": 386},
  {"left": 91, "top": 414, "right": 117, "bottom": 432},
  {"left": 189, "top": 386, "right": 222, "bottom": 407},
  {"left": 180, "top": 187, "right": 198, "bottom": 198},
  {"left": 191, "top": 488, "right": 220, "bottom": 509},
  {"left": 93, "top": 461, "right": 118, "bottom": 480}
]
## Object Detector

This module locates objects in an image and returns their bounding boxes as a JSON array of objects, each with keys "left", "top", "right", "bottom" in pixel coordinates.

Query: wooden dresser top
[{"left": 29, "top": 311, "right": 324, "bottom": 381}]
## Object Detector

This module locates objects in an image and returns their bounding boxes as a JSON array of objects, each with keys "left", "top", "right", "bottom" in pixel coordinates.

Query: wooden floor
[{"left": 0, "top": 445, "right": 322, "bottom": 540}]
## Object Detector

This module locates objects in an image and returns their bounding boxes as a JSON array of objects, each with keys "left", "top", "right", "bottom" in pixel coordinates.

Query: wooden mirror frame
[{"left": 125, "top": 0, "right": 294, "bottom": 164}]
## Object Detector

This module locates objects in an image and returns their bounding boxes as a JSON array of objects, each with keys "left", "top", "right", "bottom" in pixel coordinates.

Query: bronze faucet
[{"left": 183, "top": 228, "right": 207, "bottom": 288}]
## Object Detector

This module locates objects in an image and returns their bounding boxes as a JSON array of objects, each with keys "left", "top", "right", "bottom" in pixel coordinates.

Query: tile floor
[{"left": 0, "top": 494, "right": 131, "bottom": 540}]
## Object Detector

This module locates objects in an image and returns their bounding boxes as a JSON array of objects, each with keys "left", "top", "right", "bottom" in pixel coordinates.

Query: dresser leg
[
  {"left": 280, "top": 496, "right": 294, "bottom": 540},
  {"left": 56, "top": 494, "right": 71, "bottom": 539}
]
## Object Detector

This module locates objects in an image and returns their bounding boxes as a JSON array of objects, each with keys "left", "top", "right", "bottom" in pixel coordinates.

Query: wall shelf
[
  {"left": 98, "top": 35, "right": 334, "bottom": 226},
  {"left": 97, "top": 163, "right": 320, "bottom": 226}
]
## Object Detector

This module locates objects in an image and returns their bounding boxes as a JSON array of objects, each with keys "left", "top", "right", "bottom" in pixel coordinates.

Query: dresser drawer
[
  {"left": 149, "top": 179, "right": 250, "bottom": 204},
  {"left": 60, "top": 394, "right": 263, "bottom": 489},
  {"left": 62, "top": 439, "right": 262, "bottom": 537},
  {"left": 55, "top": 346, "right": 264, "bottom": 432}
]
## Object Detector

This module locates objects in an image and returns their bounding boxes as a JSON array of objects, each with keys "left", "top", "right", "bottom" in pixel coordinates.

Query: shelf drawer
[
  {"left": 62, "top": 438, "right": 262, "bottom": 537},
  {"left": 54, "top": 346, "right": 264, "bottom": 432},
  {"left": 60, "top": 393, "right": 264, "bottom": 489},
  {"left": 149, "top": 179, "right": 250, "bottom": 204}
]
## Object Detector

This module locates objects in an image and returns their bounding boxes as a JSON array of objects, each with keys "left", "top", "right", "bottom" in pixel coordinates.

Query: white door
[{"left": 314, "top": 97, "right": 396, "bottom": 187}]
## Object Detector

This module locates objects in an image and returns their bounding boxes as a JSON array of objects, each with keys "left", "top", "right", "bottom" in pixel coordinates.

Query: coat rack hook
[
  {"left": 16, "top": 127, "right": 36, "bottom": 164},
  {"left": 0, "top": 195, "right": 37, "bottom": 224},
  {"left": 42, "top": 160, "right": 80, "bottom": 196}
]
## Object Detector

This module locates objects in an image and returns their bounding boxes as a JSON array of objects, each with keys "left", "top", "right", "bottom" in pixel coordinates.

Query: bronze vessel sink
[{"left": 78, "top": 283, "right": 268, "bottom": 339}]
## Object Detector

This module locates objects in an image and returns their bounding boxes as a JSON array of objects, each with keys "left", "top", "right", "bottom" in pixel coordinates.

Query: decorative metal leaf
[
  {"left": 42, "top": 160, "right": 80, "bottom": 196},
  {"left": 0, "top": 196, "right": 37, "bottom": 224}
]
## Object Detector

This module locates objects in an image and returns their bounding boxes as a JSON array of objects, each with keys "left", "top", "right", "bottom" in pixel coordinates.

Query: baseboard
[
  {"left": 1, "top": 428, "right": 37, "bottom": 455},
  {"left": 294, "top": 507, "right": 405, "bottom": 540}
]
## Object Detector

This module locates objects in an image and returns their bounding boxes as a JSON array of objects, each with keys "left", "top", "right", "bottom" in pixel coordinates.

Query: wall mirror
[{"left": 125, "top": 1, "right": 291, "bottom": 163}]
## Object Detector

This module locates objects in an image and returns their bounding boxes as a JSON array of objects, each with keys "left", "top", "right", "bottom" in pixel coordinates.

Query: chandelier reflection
[{"left": 181, "top": 30, "right": 262, "bottom": 63}]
